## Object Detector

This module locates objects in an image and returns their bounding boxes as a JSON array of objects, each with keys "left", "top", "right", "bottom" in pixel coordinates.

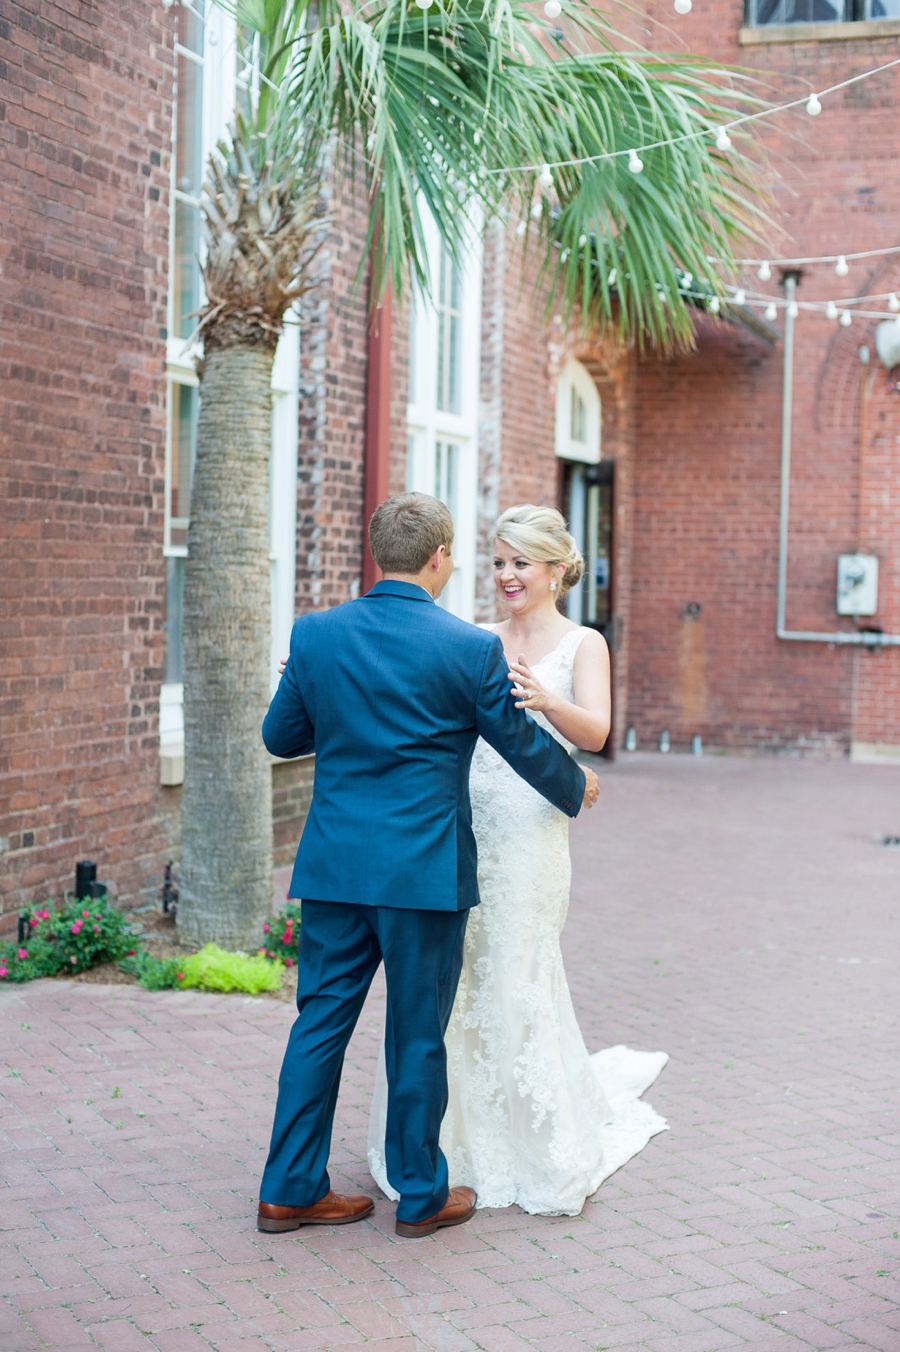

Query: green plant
[
  {"left": 0, "top": 897, "right": 138, "bottom": 982},
  {"left": 54, "top": 895, "right": 138, "bottom": 972},
  {"left": 119, "top": 950, "right": 185, "bottom": 991},
  {"left": 260, "top": 902, "right": 301, "bottom": 965},
  {"left": 180, "top": 944, "right": 285, "bottom": 994}
]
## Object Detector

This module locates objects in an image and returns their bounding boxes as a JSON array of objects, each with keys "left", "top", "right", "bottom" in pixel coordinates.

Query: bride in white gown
[{"left": 369, "top": 504, "right": 667, "bottom": 1216}]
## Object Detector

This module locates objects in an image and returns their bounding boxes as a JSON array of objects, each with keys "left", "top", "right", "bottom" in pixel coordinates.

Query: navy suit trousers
[{"left": 260, "top": 900, "right": 469, "bottom": 1223}]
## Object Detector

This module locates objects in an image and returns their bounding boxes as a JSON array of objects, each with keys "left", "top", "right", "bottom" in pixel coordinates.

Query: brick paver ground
[{"left": 2, "top": 753, "right": 899, "bottom": 1351}]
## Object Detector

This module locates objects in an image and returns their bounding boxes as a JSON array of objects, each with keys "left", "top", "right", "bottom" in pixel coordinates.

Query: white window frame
[
  {"left": 554, "top": 358, "right": 601, "bottom": 465},
  {"left": 406, "top": 206, "right": 483, "bottom": 622}
]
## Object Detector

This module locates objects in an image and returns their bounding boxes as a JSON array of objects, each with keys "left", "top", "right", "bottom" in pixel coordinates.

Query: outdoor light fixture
[
  {"left": 758, "top": 260, "right": 771, "bottom": 281},
  {"left": 715, "top": 128, "right": 732, "bottom": 151},
  {"left": 674, "top": 0, "right": 692, "bottom": 13},
  {"left": 765, "top": 302, "right": 777, "bottom": 321},
  {"left": 835, "top": 256, "right": 849, "bottom": 277},
  {"left": 806, "top": 93, "right": 822, "bottom": 116},
  {"left": 876, "top": 318, "right": 900, "bottom": 370},
  {"left": 627, "top": 149, "right": 643, "bottom": 174},
  {"left": 543, "top": 0, "right": 562, "bottom": 17},
  {"left": 826, "top": 301, "right": 839, "bottom": 320},
  {"left": 733, "top": 288, "right": 746, "bottom": 305}
]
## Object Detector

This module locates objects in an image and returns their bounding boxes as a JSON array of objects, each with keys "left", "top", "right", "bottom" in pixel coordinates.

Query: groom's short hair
[{"left": 369, "top": 493, "right": 455, "bottom": 574}]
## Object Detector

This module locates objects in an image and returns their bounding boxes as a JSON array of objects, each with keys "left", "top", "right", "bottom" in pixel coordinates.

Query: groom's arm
[
  {"left": 474, "top": 637, "right": 586, "bottom": 818},
  {"left": 262, "top": 621, "right": 315, "bottom": 759}
]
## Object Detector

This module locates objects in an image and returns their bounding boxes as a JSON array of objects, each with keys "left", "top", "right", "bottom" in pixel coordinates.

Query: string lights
[{"left": 489, "top": 55, "right": 900, "bottom": 179}]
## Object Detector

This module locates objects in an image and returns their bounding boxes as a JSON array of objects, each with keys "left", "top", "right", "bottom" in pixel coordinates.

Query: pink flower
[
  {"left": 262, "top": 923, "right": 270, "bottom": 933},
  {"left": 17, "top": 948, "right": 27, "bottom": 960},
  {"left": 40, "top": 910, "right": 49, "bottom": 920},
  {"left": 70, "top": 956, "right": 77, "bottom": 964},
  {"left": 126, "top": 950, "right": 136, "bottom": 957},
  {"left": 177, "top": 972, "right": 185, "bottom": 980},
  {"left": 71, "top": 922, "right": 82, "bottom": 934},
  {"left": 285, "top": 958, "right": 293, "bottom": 968},
  {"left": 0, "top": 967, "right": 7, "bottom": 978},
  {"left": 93, "top": 926, "right": 100, "bottom": 933},
  {"left": 30, "top": 917, "right": 39, "bottom": 928},
  {"left": 282, "top": 932, "right": 291, "bottom": 945}
]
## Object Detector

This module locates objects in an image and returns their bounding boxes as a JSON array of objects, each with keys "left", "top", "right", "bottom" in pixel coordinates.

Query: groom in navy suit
[{"left": 257, "top": 493, "right": 596, "bottom": 1237}]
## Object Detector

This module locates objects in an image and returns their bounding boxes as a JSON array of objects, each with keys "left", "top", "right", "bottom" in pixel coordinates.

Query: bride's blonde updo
[{"left": 492, "top": 504, "right": 584, "bottom": 595}]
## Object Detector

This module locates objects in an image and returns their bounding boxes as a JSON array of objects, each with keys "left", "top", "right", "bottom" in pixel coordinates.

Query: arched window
[{"left": 554, "top": 359, "right": 601, "bottom": 464}]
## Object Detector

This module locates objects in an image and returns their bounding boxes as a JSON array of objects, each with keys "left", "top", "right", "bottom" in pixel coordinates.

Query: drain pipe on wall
[{"left": 776, "top": 272, "right": 900, "bottom": 649}]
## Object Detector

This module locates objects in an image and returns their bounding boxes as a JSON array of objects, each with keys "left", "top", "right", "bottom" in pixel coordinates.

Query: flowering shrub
[
  {"left": 0, "top": 897, "right": 138, "bottom": 982},
  {"left": 259, "top": 901, "right": 301, "bottom": 966}
]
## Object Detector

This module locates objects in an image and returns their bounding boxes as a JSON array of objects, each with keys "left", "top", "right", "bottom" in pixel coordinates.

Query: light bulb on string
[
  {"left": 709, "top": 296, "right": 721, "bottom": 314},
  {"left": 787, "top": 301, "right": 799, "bottom": 319},
  {"left": 835, "top": 256, "right": 849, "bottom": 277},
  {"left": 608, "top": 268, "right": 617, "bottom": 287},
  {"left": 578, "top": 234, "right": 587, "bottom": 248},
  {"left": 515, "top": 220, "right": 528, "bottom": 237},
  {"left": 560, "top": 249, "right": 570, "bottom": 262},
  {"left": 889, "top": 294, "right": 900, "bottom": 312},
  {"left": 538, "top": 164, "right": 553, "bottom": 190},
  {"left": 627, "top": 149, "right": 643, "bottom": 174},
  {"left": 758, "top": 260, "right": 771, "bottom": 281},
  {"left": 674, "top": 0, "right": 692, "bottom": 12},
  {"left": 806, "top": 93, "right": 822, "bottom": 116},
  {"left": 765, "top": 302, "right": 778, "bottom": 321},
  {"left": 826, "top": 300, "right": 838, "bottom": 320},
  {"left": 715, "top": 127, "right": 732, "bottom": 151},
  {"left": 733, "top": 288, "right": 746, "bottom": 306},
  {"left": 544, "top": 0, "right": 562, "bottom": 16},
  {"left": 530, "top": 200, "right": 543, "bottom": 220},
  {"left": 839, "top": 310, "right": 852, "bottom": 327}
]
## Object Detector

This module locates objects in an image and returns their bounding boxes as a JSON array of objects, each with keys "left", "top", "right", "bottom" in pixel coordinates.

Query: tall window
[{"left": 407, "top": 212, "right": 482, "bottom": 621}]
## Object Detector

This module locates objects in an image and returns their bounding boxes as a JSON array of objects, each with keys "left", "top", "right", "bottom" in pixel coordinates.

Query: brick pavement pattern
[{"left": 2, "top": 754, "right": 899, "bottom": 1351}]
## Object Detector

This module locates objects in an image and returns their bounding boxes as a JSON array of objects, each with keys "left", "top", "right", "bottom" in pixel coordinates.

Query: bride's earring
[{"left": 549, "top": 581, "right": 558, "bottom": 593}]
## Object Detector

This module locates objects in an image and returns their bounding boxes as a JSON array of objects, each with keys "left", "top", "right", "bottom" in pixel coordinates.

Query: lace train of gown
[{"left": 367, "top": 627, "right": 668, "bottom": 1216}]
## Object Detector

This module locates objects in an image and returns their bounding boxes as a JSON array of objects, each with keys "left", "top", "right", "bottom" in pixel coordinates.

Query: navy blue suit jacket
[{"left": 262, "top": 580, "right": 586, "bottom": 911}]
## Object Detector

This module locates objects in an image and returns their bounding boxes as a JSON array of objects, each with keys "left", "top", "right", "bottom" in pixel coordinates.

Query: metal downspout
[{"left": 776, "top": 274, "right": 900, "bottom": 648}]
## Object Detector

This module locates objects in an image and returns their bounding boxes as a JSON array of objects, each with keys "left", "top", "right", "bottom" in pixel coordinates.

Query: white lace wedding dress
[{"left": 368, "top": 626, "right": 668, "bottom": 1215}]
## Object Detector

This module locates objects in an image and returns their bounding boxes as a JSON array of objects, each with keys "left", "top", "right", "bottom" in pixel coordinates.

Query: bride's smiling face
[{"left": 492, "top": 539, "right": 564, "bottom": 615}]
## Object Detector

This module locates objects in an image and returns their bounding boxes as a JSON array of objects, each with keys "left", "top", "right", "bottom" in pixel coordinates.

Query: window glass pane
[
  {"left": 570, "top": 387, "right": 586, "bottom": 443},
  {"left": 868, "top": 0, "right": 900, "bottom": 13},
  {"left": 165, "top": 556, "right": 186, "bottom": 685},
  {"left": 436, "top": 246, "right": 461, "bottom": 414},
  {"left": 749, "top": 0, "right": 845, "bottom": 21},
  {"left": 175, "top": 51, "right": 204, "bottom": 196},
  {"left": 173, "top": 200, "right": 202, "bottom": 338},
  {"left": 169, "top": 381, "right": 198, "bottom": 545},
  {"left": 434, "top": 441, "right": 458, "bottom": 515},
  {"left": 178, "top": 0, "right": 204, "bottom": 56}
]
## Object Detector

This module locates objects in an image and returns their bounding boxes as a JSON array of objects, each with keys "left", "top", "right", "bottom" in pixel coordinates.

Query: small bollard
[
  {"left": 624, "top": 727, "right": 637, "bottom": 752},
  {"left": 692, "top": 735, "right": 703, "bottom": 756},
  {"left": 659, "top": 730, "right": 670, "bottom": 754}
]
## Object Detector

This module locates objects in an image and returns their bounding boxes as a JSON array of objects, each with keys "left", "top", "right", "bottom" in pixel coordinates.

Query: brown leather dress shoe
[
  {"left": 257, "top": 1190, "right": 374, "bottom": 1232},
  {"left": 395, "top": 1186, "right": 476, "bottom": 1238}
]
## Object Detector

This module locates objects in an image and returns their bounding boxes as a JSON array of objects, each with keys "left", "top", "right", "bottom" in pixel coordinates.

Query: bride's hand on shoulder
[
  {"left": 581, "top": 767, "right": 600, "bottom": 809},
  {"left": 278, "top": 656, "right": 288, "bottom": 676},
  {"left": 508, "top": 656, "right": 557, "bottom": 714}
]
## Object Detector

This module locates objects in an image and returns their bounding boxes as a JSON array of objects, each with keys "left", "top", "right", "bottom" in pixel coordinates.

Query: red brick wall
[
  {"left": 296, "top": 177, "right": 372, "bottom": 615},
  {"left": 623, "top": 7, "right": 900, "bottom": 753},
  {"left": 0, "top": 0, "right": 177, "bottom": 921}
]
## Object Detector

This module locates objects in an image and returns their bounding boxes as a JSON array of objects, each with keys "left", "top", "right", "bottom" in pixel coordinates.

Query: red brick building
[{"left": 2, "top": 0, "right": 899, "bottom": 922}]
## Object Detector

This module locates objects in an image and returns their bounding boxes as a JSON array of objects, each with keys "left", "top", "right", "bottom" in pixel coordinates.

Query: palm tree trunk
[{"left": 178, "top": 343, "right": 275, "bottom": 949}]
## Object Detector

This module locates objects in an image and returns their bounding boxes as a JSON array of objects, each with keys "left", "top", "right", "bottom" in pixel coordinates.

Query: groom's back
[{"left": 267, "top": 581, "right": 499, "bottom": 912}]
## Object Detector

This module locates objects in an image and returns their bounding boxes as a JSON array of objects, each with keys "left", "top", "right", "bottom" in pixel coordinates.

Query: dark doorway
[{"left": 560, "top": 458, "right": 616, "bottom": 756}]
